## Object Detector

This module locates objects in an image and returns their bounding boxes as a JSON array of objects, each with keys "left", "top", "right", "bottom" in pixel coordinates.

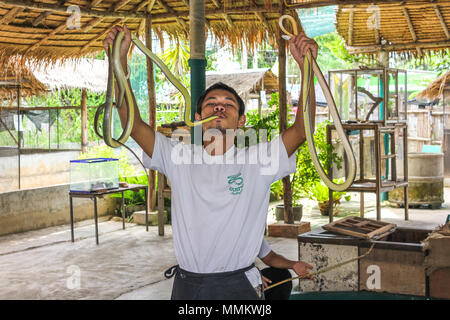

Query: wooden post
[
  {"left": 145, "top": 10, "right": 157, "bottom": 212},
  {"left": 81, "top": 87, "right": 88, "bottom": 153},
  {"left": 278, "top": 8, "right": 294, "bottom": 225}
]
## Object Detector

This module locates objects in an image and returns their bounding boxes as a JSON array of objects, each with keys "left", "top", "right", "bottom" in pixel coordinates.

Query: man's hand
[
  {"left": 262, "top": 275, "right": 272, "bottom": 289},
  {"left": 288, "top": 32, "right": 318, "bottom": 69},
  {"left": 292, "top": 261, "right": 314, "bottom": 280},
  {"left": 102, "top": 24, "right": 132, "bottom": 67}
]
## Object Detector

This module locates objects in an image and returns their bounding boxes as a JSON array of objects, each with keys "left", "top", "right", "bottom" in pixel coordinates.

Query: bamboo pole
[
  {"left": 278, "top": 4, "right": 294, "bottom": 225},
  {"left": 347, "top": 39, "right": 450, "bottom": 54},
  {"left": 145, "top": 8, "right": 157, "bottom": 212}
]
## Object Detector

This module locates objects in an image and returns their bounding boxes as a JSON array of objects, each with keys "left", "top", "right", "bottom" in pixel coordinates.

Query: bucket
[{"left": 389, "top": 152, "right": 444, "bottom": 208}]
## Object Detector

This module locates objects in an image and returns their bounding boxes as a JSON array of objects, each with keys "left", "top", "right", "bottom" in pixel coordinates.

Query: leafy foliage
[
  {"left": 110, "top": 174, "right": 149, "bottom": 207},
  {"left": 77, "top": 144, "right": 138, "bottom": 179},
  {"left": 291, "top": 121, "right": 343, "bottom": 204},
  {"left": 308, "top": 179, "right": 351, "bottom": 203}
]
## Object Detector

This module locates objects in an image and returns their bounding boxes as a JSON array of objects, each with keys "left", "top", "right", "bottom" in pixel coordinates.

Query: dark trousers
[{"left": 169, "top": 265, "right": 264, "bottom": 300}]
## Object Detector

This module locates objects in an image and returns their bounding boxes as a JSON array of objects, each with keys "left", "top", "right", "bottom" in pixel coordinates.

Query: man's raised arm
[
  {"left": 281, "top": 32, "right": 318, "bottom": 158},
  {"left": 103, "top": 25, "right": 156, "bottom": 158}
]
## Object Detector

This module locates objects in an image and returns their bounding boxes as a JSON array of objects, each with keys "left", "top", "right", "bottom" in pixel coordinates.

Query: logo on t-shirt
[{"left": 227, "top": 172, "right": 244, "bottom": 195}]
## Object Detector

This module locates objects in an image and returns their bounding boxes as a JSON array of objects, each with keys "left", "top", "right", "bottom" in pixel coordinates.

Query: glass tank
[{"left": 70, "top": 158, "right": 119, "bottom": 192}]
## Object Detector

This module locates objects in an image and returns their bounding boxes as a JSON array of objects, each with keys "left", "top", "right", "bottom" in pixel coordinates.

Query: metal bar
[
  {"left": 121, "top": 191, "right": 125, "bottom": 230},
  {"left": 145, "top": 186, "right": 149, "bottom": 232},
  {"left": 375, "top": 125, "right": 381, "bottom": 221},
  {"left": 70, "top": 196, "right": 74, "bottom": 242},
  {"left": 94, "top": 197, "right": 99, "bottom": 245},
  {"left": 17, "top": 85, "right": 20, "bottom": 190},
  {"left": 403, "top": 125, "right": 409, "bottom": 220},
  {"left": 327, "top": 125, "right": 333, "bottom": 222},
  {"left": 48, "top": 108, "right": 51, "bottom": 150}
]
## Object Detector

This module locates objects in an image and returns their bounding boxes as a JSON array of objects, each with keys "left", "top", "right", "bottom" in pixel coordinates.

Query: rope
[{"left": 264, "top": 242, "right": 376, "bottom": 292}]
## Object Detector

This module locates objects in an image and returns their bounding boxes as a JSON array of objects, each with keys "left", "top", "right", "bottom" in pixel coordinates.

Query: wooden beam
[
  {"left": 340, "top": 1, "right": 450, "bottom": 12},
  {"left": 90, "top": 0, "right": 104, "bottom": 8},
  {"left": 83, "top": 17, "right": 103, "bottom": 32},
  {"left": 0, "top": 6, "right": 24, "bottom": 25},
  {"left": 113, "top": 0, "right": 132, "bottom": 12},
  {"left": 346, "top": 39, "right": 450, "bottom": 54},
  {"left": 210, "top": 0, "right": 220, "bottom": 8},
  {"left": 223, "top": 14, "right": 234, "bottom": 28},
  {"left": 26, "top": 22, "right": 67, "bottom": 52},
  {"left": 402, "top": 7, "right": 422, "bottom": 55},
  {"left": 156, "top": 0, "right": 188, "bottom": 30},
  {"left": 348, "top": 8, "right": 354, "bottom": 46},
  {"left": 32, "top": 0, "right": 67, "bottom": 27},
  {"left": 434, "top": 4, "right": 450, "bottom": 39},
  {"left": 134, "top": 0, "right": 153, "bottom": 12},
  {"left": 81, "top": 18, "right": 123, "bottom": 52},
  {"left": 402, "top": 7, "right": 416, "bottom": 42},
  {"left": 32, "top": 10, "right": 52, "bottom": 26},
  {"left": 0, "top": 0, "right": 147, "bottom": 19},
  {"left": 145, "top": 12, "right": 157, "bottom": 211}
]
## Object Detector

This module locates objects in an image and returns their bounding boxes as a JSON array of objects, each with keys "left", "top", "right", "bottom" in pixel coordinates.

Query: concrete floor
[{"left": 0, "top": 190, "right": 448, "bottom": 300}]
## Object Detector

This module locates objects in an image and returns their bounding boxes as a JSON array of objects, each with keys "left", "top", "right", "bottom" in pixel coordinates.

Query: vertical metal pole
[
  {"left": 48, "top": 108, "right": 51, "bottom": 150},
  {"left": 121, "top": 191, "right": 125, "bottom": 230},
  {"left": 57, "top": 108, "right": 60, "bottom": 149},
  {"left": 189, "top": 0, "right": 206, "bottom": 145},
  {"left": 70, "top": 196, "right": 74, "bottom": 242},
  {"left": 375, "top": 125, "right": 381, "bottom": 221},
  {"left": 17, "top": 86, "right": 21, "bottom": 190},
  {"left": 403, "top": 125, "right": 409, "bottom": 220},
  {"left": 145, "top": 186, "right": 149, "bottom": 232},
  {"left": 94, "top": 196, "right": 99, "bottom": 245},
  {"left": 327, "top": 125, "right": 334, "bottom": 223}
]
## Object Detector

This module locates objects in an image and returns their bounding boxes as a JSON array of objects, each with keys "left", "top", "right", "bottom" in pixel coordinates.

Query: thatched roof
[
  {"left": 31, "top": 58, "right": 108, "bottom": 92},
  {"left": 416, "top": 70, "right": 450, "bottom": 102},
  {"left": 0, "top": 0, "right": 305, "bottom": 66},
  {"left": 0, "top": 61, "right": 47, "bottom": 101},
  {"left": 206, "top": 68, "right": 277, "bottom": 99},
  {"left": 336, "top": 0, "right": 450, "bottom": 57}
]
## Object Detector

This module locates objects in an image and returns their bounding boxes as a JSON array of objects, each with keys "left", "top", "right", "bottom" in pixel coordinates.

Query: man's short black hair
[{"left": 196, "top": 82, "right": 245, "bottom": 117}]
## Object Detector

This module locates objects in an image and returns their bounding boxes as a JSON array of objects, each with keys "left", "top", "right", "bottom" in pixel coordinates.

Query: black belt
[{"left": 164, "top": 264, "right": 255, "bottom": 279}]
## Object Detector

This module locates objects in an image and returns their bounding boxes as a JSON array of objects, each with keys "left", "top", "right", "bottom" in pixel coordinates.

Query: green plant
[
  {"left": 291, "top": 120, "right": 343, "bottom": 204},
  {"left": 270, "top": 179, "right": 283, "bottom": 200},
  {"left": 78, "top": 144, "right": 140, "bottom": 180},
  {"left": 308, "top": 180, "right": 351, "bottom": 203},
  {"left": 110, "top": 174, "right": 148, "bottom": 208}
]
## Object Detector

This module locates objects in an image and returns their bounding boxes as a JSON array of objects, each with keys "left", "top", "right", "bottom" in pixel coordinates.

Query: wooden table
[{"left": 69, "top": 184, "right": 148, "bottom": 245}]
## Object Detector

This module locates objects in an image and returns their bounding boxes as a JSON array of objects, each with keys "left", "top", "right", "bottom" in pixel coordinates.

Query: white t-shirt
[
  {"left": 258, "top": 238, "right": 272, "bottom": 260},
  {"left": 143, "top": 131, "right": 296, "bottom": 287}
]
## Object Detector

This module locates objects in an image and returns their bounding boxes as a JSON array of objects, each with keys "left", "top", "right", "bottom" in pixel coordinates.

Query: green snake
[
  {"left": 94, "top": 31, "right": 217, "bottom": 148},
  {"left": 279, "top": 15, "right": 356, "bottom": 192}
]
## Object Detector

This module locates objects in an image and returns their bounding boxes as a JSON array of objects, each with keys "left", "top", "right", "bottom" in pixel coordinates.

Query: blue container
[{"left": 70, "top": 158, "right": 119, "bottom": 192}]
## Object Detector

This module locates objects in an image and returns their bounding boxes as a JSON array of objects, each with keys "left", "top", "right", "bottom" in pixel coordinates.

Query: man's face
[{"left": 195, "top": 89, "right": 246, "bottom": 133}]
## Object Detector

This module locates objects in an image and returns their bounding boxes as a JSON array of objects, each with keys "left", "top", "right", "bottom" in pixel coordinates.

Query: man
[{"left": 103, "top": 25, "right": 318, "bottom": 300}]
